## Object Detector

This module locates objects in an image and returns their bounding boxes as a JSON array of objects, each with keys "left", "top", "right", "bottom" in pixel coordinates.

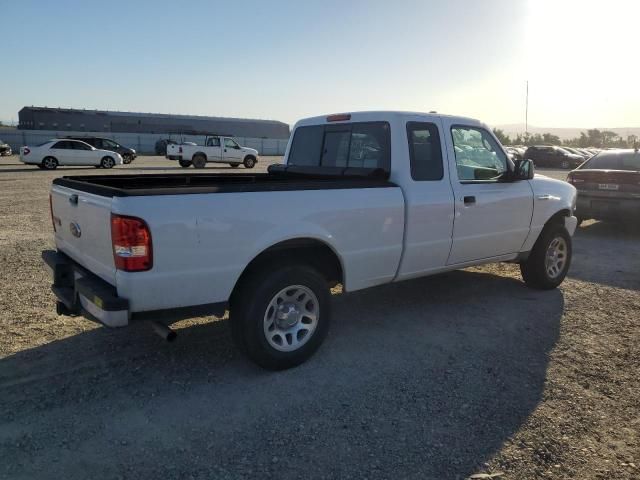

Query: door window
[
  {"left": 451, "top": 126, "right": 508, "bottom": 181},
  {"left": 206, "top": 137, "right": 221, "bottom": 147},
  {"left": 224, "top": 138, "right": 239, "bottom": 149},
  {"left": 51, "top": 141, "right": 71, "bottom": 149},
  {"left": 71, "top": 141, "right": 92, "bottom": 150},
  {"left": 406, "top": 122, "right": 443, "bottom": 180}
]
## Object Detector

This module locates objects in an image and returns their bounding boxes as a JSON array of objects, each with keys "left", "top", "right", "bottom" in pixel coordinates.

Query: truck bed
[{"left": 52, "top": 166, "right": 394, "bottom": 197}]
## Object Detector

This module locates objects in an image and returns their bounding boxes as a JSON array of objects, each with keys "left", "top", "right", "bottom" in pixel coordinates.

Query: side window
[
  {"left": 224, "top": 138, "right": 239, "bottom": 148},
  {"left": 451, "top": 126, "right": 508, "bottom": 181},
  {"left": 288, "top": 122, "right": 390, "bottom": 170},
  {"left": 288, "top": 126, "right": 324, "bottom": 166},
  {"left": 406, "top": 122, "right": 443, "bottom": 180},
  {"left": 52, "top": 141, "right": 69, "bottom": 149},
  {"left": 206, "top": 137, "right": 221, "bottom": 147},
  {"left": 73, "top": 142, "right": 92, "bottom": 150}
]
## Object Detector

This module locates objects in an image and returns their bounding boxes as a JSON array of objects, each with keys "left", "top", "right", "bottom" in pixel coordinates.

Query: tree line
[{"left": 492, "top": 128, "right": 638, "bottom": 149}]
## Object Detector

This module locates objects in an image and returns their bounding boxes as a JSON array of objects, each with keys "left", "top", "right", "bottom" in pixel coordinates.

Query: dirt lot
[{"left": 0, "top": 156, "right": 638, "bottom": 479}]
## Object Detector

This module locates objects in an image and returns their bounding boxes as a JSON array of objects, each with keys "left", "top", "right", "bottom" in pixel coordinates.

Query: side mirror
[
  {"left": 234, "top": 145, "right": 241, "bottom": 149},
  {"left": 513, "top": 158, "right": 534, "bottom": 180}
]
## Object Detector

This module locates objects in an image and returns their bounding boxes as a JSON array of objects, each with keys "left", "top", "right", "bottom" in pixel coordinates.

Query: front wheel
[
  {"left": 520, "top": 224, "right": 572, "bottom": 289},
  {"left": 100, "top": 156, "right": 115, "bottom": 169},
  {"left": 230, "top": 163, "right": 240, "bottom": 168},
  {"left": 230, "top": 264, "right": 331, "bottom": 370},
  {"left": 122, "top": 154, "right": 133, "bottom": 164}
]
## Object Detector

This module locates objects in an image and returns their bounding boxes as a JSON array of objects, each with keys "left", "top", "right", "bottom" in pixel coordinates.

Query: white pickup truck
[
  {"left": 165, "top": 134, "right": 259, "bottom": 169},
  {"left": 44, "top": 111, "right": 577, "bottom": 369}
]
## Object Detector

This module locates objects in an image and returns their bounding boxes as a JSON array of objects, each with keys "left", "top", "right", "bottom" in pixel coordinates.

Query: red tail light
[
  {"left": 111, "top": 214, "right": 153, "bottom": 272},
  {"left": 49, "top": 194, "right": 56, "bottom": 232},
  {"left": 23, "top": 147, "right": 31, "bottom": 155}
]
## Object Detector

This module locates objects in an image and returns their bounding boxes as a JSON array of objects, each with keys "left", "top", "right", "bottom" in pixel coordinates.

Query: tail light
[
  {"left": 23, "top": 147, "right": 31, "bottom": 155},
  {"left": 179, "top": 146, "right": 183, "bottom": 153},
  {"left": 111, "top": 214, "right": 153, "bottom": 272},
  {"left": 49, "top": 194, "right": 56, "bottom": 232}
]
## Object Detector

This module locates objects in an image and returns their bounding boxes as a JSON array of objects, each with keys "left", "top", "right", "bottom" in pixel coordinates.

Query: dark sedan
[{"left": 567, "top": 149, "right": 640, "bottom": 224}]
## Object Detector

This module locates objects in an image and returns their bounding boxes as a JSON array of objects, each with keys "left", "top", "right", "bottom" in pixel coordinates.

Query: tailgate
[{"left": 50, "top": 184, "right": 116, "bottom": 285}]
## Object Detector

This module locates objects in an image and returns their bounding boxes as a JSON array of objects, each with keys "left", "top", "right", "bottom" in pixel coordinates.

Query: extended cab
[
  {"left": 44, "top": 111, "right": 578, "bottom": 369},
  {"left": 166, "top": 135, "right": 259, "bottom": 169}
]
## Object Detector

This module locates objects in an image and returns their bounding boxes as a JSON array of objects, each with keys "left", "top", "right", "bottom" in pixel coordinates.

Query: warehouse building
[{"left": 17, "top": 106, "right": 290, "bottom": 138}]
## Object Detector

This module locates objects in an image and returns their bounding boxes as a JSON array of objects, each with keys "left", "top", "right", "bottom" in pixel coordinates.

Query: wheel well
[
  {"left": 244, "top": 154, "right": 256, "bottom": 162},
  {"left": 192, "top": 152, "right": 206, "bottom": 160},
  {"left": 232, "top": 238, "right": 344, "bottom": 297},
  {"left": 546, "top": 209, "right": 571, "bottom": 228}
]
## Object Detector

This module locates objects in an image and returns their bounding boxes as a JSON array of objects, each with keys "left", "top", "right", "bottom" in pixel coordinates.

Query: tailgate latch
[{"left": 69, "top": 194, "right": 78, "bottom": 206}]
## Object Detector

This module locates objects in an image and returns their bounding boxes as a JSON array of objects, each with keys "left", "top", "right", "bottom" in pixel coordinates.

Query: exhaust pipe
[{"left": 151, "top": 321, "right": 177, "bottom": 342}]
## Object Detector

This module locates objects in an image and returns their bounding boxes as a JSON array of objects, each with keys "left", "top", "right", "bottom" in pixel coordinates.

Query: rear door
[
  {"left": 442, "top": 121, "right": 534, "bottom": 264},
  {"left": 50, "top": 186, "right": 116, "bottom": 284},
  {"left": 50, "top": 141, "right": 75, "bottom": 165}
]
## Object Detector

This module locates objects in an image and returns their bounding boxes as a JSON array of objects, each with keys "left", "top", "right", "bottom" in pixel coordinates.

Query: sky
[{"left": 1, "top": 0, "right": 638, "bottom": 128}]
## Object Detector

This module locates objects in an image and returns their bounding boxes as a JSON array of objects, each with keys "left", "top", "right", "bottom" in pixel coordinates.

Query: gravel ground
[{"left": 0, "top": 156, "right": 638, "bottom": 479}]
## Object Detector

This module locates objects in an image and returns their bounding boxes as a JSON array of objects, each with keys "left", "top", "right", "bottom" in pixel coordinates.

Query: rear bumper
[
  {"left": 576, "top": 195, "right": 640, "bottom": 219},
  {"left": 42, "top": 250, "right": 130, "bottom": 327},
  {"left": 42, "top": 250, "right": 226, "bottom": 328}
]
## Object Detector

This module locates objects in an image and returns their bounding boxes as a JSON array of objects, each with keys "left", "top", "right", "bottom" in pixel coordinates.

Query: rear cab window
[
  {"left": 406, "top": 122, "right": 443, "bottom": 180},
  {"left": 288, "top": 122, "right": 390, "bottom": 171}
]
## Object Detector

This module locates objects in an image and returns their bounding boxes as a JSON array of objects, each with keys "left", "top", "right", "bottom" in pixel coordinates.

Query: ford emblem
[{"left": 70, "top": 222, "right": 82, "bottom": 238}]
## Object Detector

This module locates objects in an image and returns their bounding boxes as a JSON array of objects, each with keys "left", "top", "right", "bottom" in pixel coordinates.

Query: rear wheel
[
  {"left": 179, "top": 159, "right": 192, "bottom": 168},
  {"left": 192, "top": 154, "right": 207, "bottom": 169},
  {"left": 230, "top": 163, "right": 240, "bottom": 168},
  {"left": 230, "top": 264, "right": 331, "bottom": 370},
  {"left": 42, "top": 157, "right": 58, "bottom": 170},
  {"left": 100, "top": 156, "right": 115, "bottom": 169},
  {"left": 520, "top": 223, "right": 572, "bottom": 289},
  {"left": 243, "top": 156, "right": 256, "bottom": 169}
]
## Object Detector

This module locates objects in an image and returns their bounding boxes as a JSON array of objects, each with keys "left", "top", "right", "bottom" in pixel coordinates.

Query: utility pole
[{"left": 525, "top": 80, "right": 529, "bottom": 137}]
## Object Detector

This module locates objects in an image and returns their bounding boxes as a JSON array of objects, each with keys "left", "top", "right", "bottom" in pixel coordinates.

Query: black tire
[
  {"left": 192, "top": 154, "right": 207, "bottom": 169},
  {"left": 122, "top": 154, "right": 133, "bottom": 164},
  {"left": 230, "top": 163, "right": 240, "bottom": 168},
  {"left": 243, "top": 156, "right": 256, "bottom": 169},
  {"left": 520, "top": 223, "right": 572, "bottom": 290},
  {"left": 230, "top": 264, "right": 331, "bottom": 370},
  {"left": 179, "top": 159, "right": 192, "bottom": 168},
  {"left": 101, "top": 156, "right": 116, "bottom": 169},
  {"left": 42, "top": 157, "right": 58, "bottom": 170}
]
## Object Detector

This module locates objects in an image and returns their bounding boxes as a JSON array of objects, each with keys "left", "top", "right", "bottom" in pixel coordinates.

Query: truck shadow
[
  {"left": 569, "top": 220, "right": 640, "bottom": 290},
  {"left": 0, "top": 270, "right": 562, "bottom": 479}
]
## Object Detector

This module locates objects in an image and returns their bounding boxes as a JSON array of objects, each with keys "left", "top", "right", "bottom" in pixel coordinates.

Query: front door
[
  {"left": 443, "top": 123, "right": 534, "bottom": 265},
  {"left": 222, "top": 137, "right": 243, "bottom": 163},
  {"left": 205, "top": 136, "right": 222, "bottom": 161}
]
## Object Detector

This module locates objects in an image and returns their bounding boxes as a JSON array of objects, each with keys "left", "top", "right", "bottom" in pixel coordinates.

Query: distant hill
[{"left": 494, "top": 124, "right": 640, "bottom": 141}]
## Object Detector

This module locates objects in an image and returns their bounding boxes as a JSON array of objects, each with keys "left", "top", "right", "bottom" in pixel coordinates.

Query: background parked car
[
  {"left": 562, "top": 146, "right": 591, "bottom": 161},
  {"left": 567, "top": 149, "right": 640, "bottom": 224},
  {"left": 19, "top": 139, "right": 123, "bottom": 170},
  {"left": 0, "top": 139, "right": 12, "bottom": 156},
  {"left": 524, "top": 145, "right": 585, "bottom": 169},
  {"left": 504, "top": 146, "right": 523, "bottom": 161},
  {"left": 67, "top": 136, "right": 136, "bottom": 164}
]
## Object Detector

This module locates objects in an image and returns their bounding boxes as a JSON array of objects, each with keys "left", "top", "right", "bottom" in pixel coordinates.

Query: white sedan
[{"left": 19, "top": 139, "right": 124, "bottom": 170}]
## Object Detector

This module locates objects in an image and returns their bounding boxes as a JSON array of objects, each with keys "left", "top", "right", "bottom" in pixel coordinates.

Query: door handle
[{"left": 463, "top": 196, "right": 476, "bottom": 205}]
